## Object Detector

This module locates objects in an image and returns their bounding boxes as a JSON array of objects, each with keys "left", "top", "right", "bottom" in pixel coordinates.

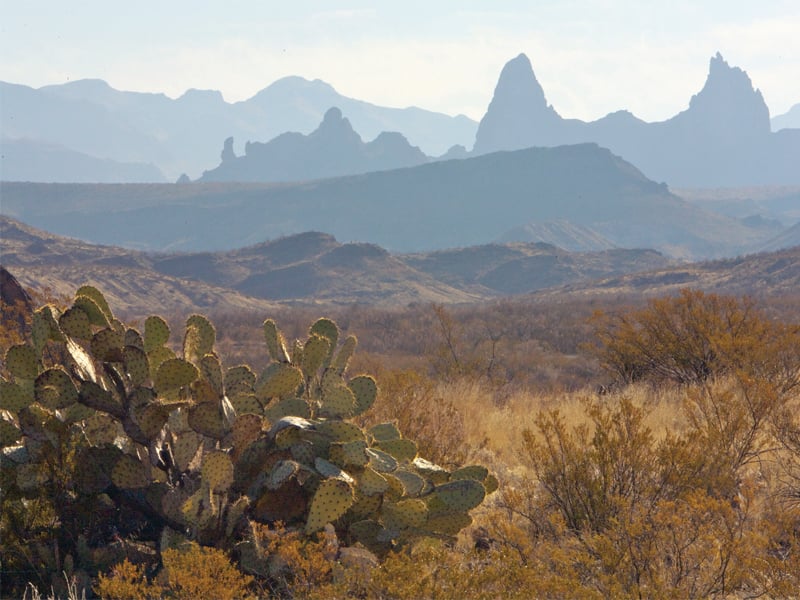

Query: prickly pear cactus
[{"left": 0, "top": 286, "right": 496, "bottom": 595}]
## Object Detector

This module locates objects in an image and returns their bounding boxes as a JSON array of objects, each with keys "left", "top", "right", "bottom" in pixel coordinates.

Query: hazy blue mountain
[
  {"left": 496, "top": 220, "right": 617, "bottom": 252},
  {"left": 1, "top": 137, "right": 165, "bottom": 183},
  {"left": 0, "top": 144, "right": 776, "bottom": 258},
  {"left": 772, "top": 103, "right": 800, "bottom": 131},
  {"left": 198, "top": 107, "right": 428, "bottom": 182},
  {"left": 1, "top": 77, "right": 476, "bottom": 180},
  {"left": 473, "top": 53, "right": 800, "bottom": 186}
]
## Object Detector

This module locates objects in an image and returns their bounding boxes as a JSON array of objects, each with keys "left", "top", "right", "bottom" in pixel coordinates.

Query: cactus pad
[
  {"left": 332, "top": 335, "right": 357, "bottom": 374},
  {"left": 124, "top": 328, "right": 145, "bottom": 350},
  {"left": 123, "top": 345, "right": 150, "bottom": 387},
  {"left": 314, "top": 456, "right": 354, "bottom": 483},
  {"left": 31, "top": 310, "right": 52, "bottom": 356},
  {"left": 309, "top": 318, "right": 338, "bottom": 367},
  {"left": 82, "top": 414, "right": 124, "bottom": 446},
  {"left": 483, "top": 474, "right": 499, "bottom": 495},
  {"left": 90, "top": 328, "right": 124, "bottom": 362},
  {"left": 348, "top": 375, "right": 378, "bottom": 416},
  {"left": 170, "top": 431, "right": 203, "bottom": 472},
  {"left": 383, "top": 499, "right": 428, "bottom": 529},
  {"left": 412, "top": 457, "right": 450, "bottom": 484},
  {"left": 316, "top": 420, "right": 365, "bottom": 443},
  {"left": 144, "top": 316, "right": 170, "bottom": 353},
  {"left": 256, "top": 364, "right": 303, "bottom": 401},
  {"left": 393, "top": 469, "right": 426, "bottom": 497},
  {"left": 224, "top": 366, "right": 256, "bottom": 396},
  {"left": 188, "top": 401, "right": 226, "bottom": 439},
  {"left": 263, "top": 396, "right": 310, "bottom": 423},
  {"left": 301, "top": 335, "right": 330, "bottom": 379},
  {"left": 329, "top": 440, "right": 369, "bottom": 468},
  {"left": 132, "top": 403, "right": 171, "bottom": 441},
  {"left": 268, "top": 460, "right": 300, "bottom": 490},
  {"left": 228, "top": 393, "right": 262, "bottom": 416},
  {"left": 232, "top": 413, "right": 263, "bottom": 452},
  {"left": 450, "top": 465, "right": 489, "bottom": 482},
  {"left": 202, "top": 450, "right": 234, "bottom": 493},
  {"left": 366, "top": 448, "right": 398, "bottom": 473},
  {"left": 5, "top": 344, "right": 39, "bottom": 381},
  {"left": 184, "top": 315, "right": 216, "bottom": 362},
  {"left": 75, "top": 285, "right": 113, "bottom": 322},
  {"left": 34, "top": 368, "right": 79, "bottom": 410},
  {"left": 263, "top": 319, "right": 290, "bottom": 363},
  {"left": 79, "top": 380, "right": 124, "bottom": 417},
  {"left": 1, "top": 380, "right": 34, "bottom": 412},
  {"left": 111, "top": 454, "right": 149, "bottom": 489},
  {"left": 154, "top": 358, "right": 198, "bottom": 394},
  {"left": 305, "top": 477, "right": 354, "bottom": 533},
  {"left": 199, "top": 355, "right": 224, "bottom": 397},
  {"left": 58, "top": 307, "right": 92, "bottom": 340},
  {"left": 320, "top": 384, "right": 356, "bottom": 418},
  {"left": 369, "top": 422, "right": 402, "bottom": 442},
  {"left": 73, "top": 295, "right": 110, "bottom": 328},
  {"left": 376, "top": 438, "right": 418, "bottom": 463},
  {"left": 430, "top": 479, "right": 486, "bottom": 512},
  {"left": 425, "top": 511, "right": 473, "bottom": 535},
  {"left": 0, "top": 416, "right": 22, "bottom": 447},
  {"left": 357, "top": 466, "right": 390, "bottom": 496}
]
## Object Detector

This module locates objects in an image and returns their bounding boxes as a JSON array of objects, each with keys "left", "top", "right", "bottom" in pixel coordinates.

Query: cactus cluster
[{"left": 0, "top": 286, "right": 495, "bottom": 592}]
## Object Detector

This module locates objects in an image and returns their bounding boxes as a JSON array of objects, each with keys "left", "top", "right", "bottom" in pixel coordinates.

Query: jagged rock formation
[
  {"left": 198, "top": 108, "right": 429, "bottom": 182},
  {"left": 473, "top": 53, "right": 800, "bottom": 186}
]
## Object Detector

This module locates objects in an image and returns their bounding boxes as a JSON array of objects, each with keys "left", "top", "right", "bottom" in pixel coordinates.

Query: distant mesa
[
  {"left": 472, "top": 52, "right": 800, "bottom": 187},
  {"left": 197, "top": 107, "right": 429, "bottom": 183}
]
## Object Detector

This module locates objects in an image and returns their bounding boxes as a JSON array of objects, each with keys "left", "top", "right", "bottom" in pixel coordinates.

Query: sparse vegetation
[{"left": 3, "top": 281, "right": 800, "bottom": 599}]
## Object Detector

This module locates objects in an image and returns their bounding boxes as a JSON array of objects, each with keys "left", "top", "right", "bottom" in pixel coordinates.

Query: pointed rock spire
[{"left": 473, "top": 53, "right": 562, "bottom": 154}]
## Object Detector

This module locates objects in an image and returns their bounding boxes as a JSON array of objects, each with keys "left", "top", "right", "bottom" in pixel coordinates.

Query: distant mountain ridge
[
  {"left": 0, "top": 143, "right": 782, "bottom": 259},
  {"left": 0, "top": 77, "right": 476, "bottom": 181},
  {"left": 473, "top": 53, "right": 800, "bottom": 186},
  {"left": 198, "top": 107, "right": 428, "bottom": 183}
]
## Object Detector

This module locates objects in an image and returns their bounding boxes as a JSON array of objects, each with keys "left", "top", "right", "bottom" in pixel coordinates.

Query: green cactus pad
[
  {"left": 368, "top": 422, "right": 402, "bottom": 442},
  {"left": 263, "top": 319, "right": 290, "bottom": 363},
  {"left": 231, "top": 413, "right": 263, "bottom": 451},
  {"left": 256, "top": 363, "right": 303, "bottom": 402},
  {"left": 228, "top": 393, "right": 262, "bottom": 416},
  {"left": 358, "top": 466, "right": 390, "bottom": 496},
  {"left": 0, "top": 416, "right": 22, "bottom": 447},
  {"left": 366, "top": 448, "right": 398, "bottom": 473},
  {"left": 290, "top": 441, "right": 316, "bottom": 466},
  {"left": 376, "top": 438, "right": 418, "bottom": 463},
  {"left": 348, "top": 520, "right": 392, "bottom": 556},
  {"left": 170, "top": 430, "right": 203, "bottom": 472},
  {"left": 349, "top": 492, "right": 384, "bottom": 519},
  {"left": 320, "top": 384, "right": 356, "bottom": 418},
  {"left": 73, "top": 295, "right": 110, "bottom": 328},
  {"left": 75, "top": 285, "right": 113, "bottom": 322},
  {"left": 132, "top": 403, "right": 171, "bottom": 441},
  {"left": 5, "top": 344, "right": 39, "bottom": 381},
  {"left": 268, "top": 459, "right": 301, "bottom": 490},
  {"left": 82, "top": 413, "right": 124, "bottom": 446},
  {"left": 111, "top": 454, "right": 149, "bottom": 489},
  {"left": 147, "top": 345, "right": 175, "bottom": 380},
  {"left": 430, "top": 479, "right": 486, "bottom": 512},
  {"left": 316, "top": 420, "right": 365, "bottom": 443},
  {"left": 332, "top": 335, "right": 357, "bottom": 375},
  {"left": 34, "top": 368, "right": 79, "bottom": 410},
  {"left": 144, "top": 316, "right": 170, "bottom": 353},
  {"left": 483, "top": 474, "right": 499, "bottom": 495},
  {"left": 393, "top": 469, "right": 426, "bottom": 497},
  {"left": 124, "top": 328, "right": 145, "bottom": 350},
  {"left": 383, "top": 499, "right": 428, "bottom": 529},
  {"left": 309, "top": 318, "right": 339, "bottom": 366},
  {"left": 161, "top": 487, "right": 191, "bottom": 527},
  {"left": 31, "top": 310, "right": 52, "bottom": 356},
  {"left": 184, "top": 315, "right": 216, "bottom": 362},
  {"left": 123, "top": 345, "right": 150, "bottom": 387},
  {"left": 329, "top": 440, "right": 370, "bottom": 468},
  {"left": 263, "top": 396, "right": 310, "bottom": 423},
  {"left": 202, "top": 450, "right": 234, "bottom": 493},
  {"left": 412, "top": 457, "right": 450, "bottom": 484},
  {"left": 450, "top": 465, "right": 489, "bottom": 482},
  {"left": 90, "top": 328, "right": 124, "bottom": 362},
  {"left": 35, "top": 306, "right": 65, "bottom": 343},
  {"left": 348, "top": 375, "right": 377, "bottom": 416},
  {"left": 199, "top": 355, "right": 224, "bottom": 396},
  {"left": 314, "top": 457, "right": 355, "bottom": 484},
  {"left": 188, "top": 401, "right": 226, "bottom": 440},
  {"left": 425, "top": 511, "right": 473, "bottom": 535},
  {"left": 224, "top": 365, "right": 256, "bottom": 396},
  {"left": 0, "top": 380, "right": 34, "bottom": 412},
  {"left": 305, "top": 477, "right": 354, "bottom": 534},
  {"left": 79, "top": 380, "right": 124, "bottom": 417},
  {"left": 154, "top": 358, "right": 199, "bottom": 394},
  {"left": 182, "top": 482, "right": 217, "bottom": 528},
  {"left": 301, "top": 334, "right": 330, "bottom": 379},
  {"left": 58, "top": 307, "right": 93, "bottom": 340}
]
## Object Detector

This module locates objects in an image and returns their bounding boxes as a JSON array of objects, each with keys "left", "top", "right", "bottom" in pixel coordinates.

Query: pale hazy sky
[{"left": 1, "top": 1, "right": 798, "bottom": 122}]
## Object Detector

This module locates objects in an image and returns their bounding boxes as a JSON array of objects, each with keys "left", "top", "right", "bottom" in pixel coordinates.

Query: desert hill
[{"left": 0, "top": 144, "right": 772, "bottom": 259}]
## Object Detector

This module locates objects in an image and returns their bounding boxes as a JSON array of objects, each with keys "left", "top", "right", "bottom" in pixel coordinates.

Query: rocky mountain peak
[{"left": 473, "top": 53, "right": 562, "bottom": 154}]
